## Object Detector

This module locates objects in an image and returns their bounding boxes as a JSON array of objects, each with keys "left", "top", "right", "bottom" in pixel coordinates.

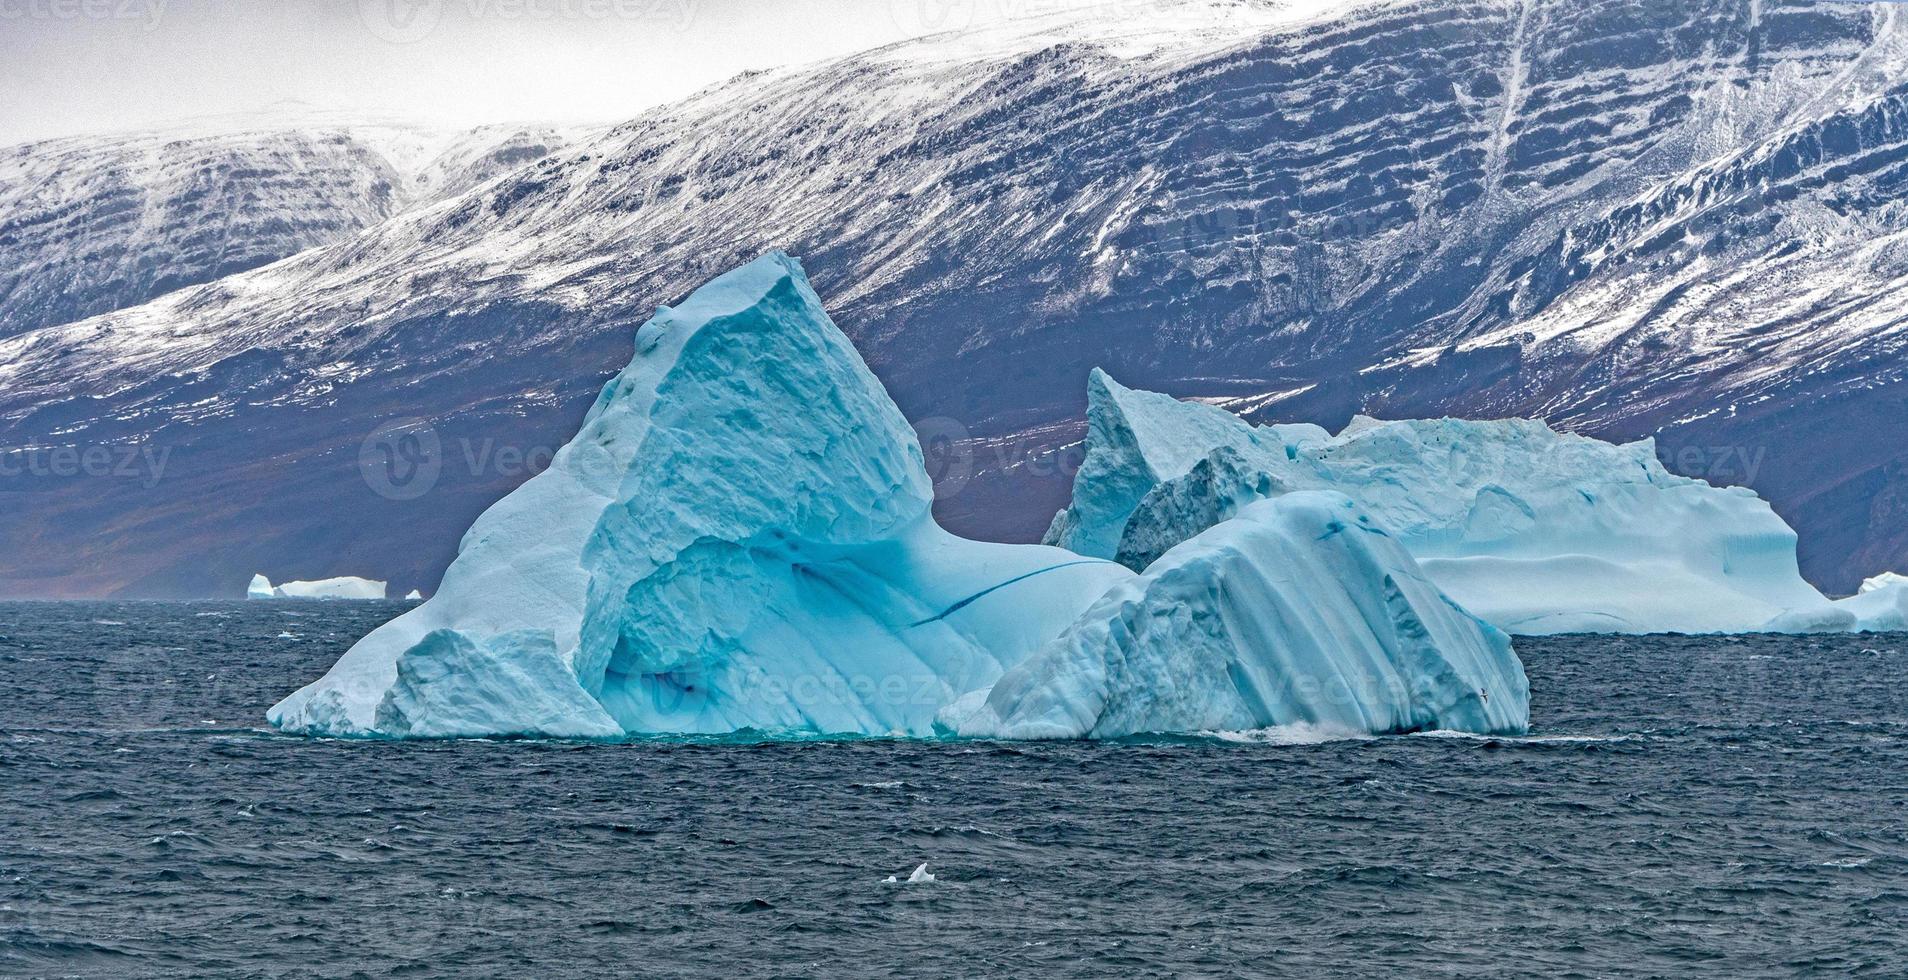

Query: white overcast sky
[{"left": 0, "top": 0, "right": 1054, "bottom": 143}]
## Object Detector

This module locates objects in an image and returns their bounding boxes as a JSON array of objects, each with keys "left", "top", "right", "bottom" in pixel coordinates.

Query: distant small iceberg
[
  {"left": 248, "top": 573, "right": 387, "bottom": 600},
  {"left": 1836, "top": 573, "right": 1908, "bottom": 633},
  {"left": 885, "top": 863, "right": 935, "bottom": 884}
]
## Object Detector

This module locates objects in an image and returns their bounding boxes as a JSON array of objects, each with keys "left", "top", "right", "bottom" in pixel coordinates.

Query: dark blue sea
[{"left": 2, "top": 601, "right": 1905, "bottom": 978}]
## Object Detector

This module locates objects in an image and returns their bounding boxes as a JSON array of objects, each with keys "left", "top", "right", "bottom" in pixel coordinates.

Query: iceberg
[
  {"left": 1835, "top": 575, "right": 1908, "bottom": 633},
  {"left": 1044, "top": 371, "right": 1882, "bottom": 636},
  {"left": 269, "top": 253, "right": 1130, "bottom": 738},
  {"left": 247, "top": 574, "right": 387, "bottom": 600},
  {"left": 947, "top": 492, "right": 1528, "bottom": 739},
  {"left": 885, "top": 863, "right": 935, "bottom": 884},
  {"left": 270, "top": 252, "right": 1520, "bottom": 740}
]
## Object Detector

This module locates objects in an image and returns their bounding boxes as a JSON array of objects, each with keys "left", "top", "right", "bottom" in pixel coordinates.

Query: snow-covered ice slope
[
  {"left": 950, "top": 492, "right": 1529, "bottom": 739},
  {"left": 1045, "top": 371, "right": 1865, "bottom": 635},
  {"left": 268, "top": 253, "right": 1131, "bottom": 738}
]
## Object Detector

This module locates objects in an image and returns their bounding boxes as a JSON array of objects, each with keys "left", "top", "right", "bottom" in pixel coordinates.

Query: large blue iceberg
[
  {"left": 269, "top": 253, "right": 1528, "bottom": 739},
  {"left": 1045, "top": 371, "right": 1904, "bottom": 636}
]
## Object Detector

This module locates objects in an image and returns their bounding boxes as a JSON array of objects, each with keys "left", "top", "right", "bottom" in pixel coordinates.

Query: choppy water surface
[{"left": 2, "top": 601, "right": 1905, "bottom": 978}]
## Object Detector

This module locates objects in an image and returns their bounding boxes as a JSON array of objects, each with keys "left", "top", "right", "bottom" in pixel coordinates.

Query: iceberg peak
[{"left": 1859, "top": 572, "right": 1908, "bottom": 595}]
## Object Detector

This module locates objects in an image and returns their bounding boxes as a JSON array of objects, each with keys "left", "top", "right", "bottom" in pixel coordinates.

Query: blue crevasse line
[{"left": 908, "top": 560, "right": 1118, "bottom": 628}]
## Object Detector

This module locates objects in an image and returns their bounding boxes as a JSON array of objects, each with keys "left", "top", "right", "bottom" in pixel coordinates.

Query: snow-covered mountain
[
  {"left": 0, "top": 113, "right": 575, "bottom": 337},
  {"left": 3, "top": 0, "right": 1907, "bottom": 598}
]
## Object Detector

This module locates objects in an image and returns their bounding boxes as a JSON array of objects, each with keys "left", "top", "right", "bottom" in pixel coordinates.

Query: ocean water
[{"left": 2, "top": 602, "right": 1905, "bottom": 978}]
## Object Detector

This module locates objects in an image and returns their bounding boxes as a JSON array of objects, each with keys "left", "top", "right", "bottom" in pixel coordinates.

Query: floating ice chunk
[
  {"left": 373, "top": 629, "right": 621, "bottom": 739},
  {"left": 403, "top": 590, "right": 424, "bottom": 601},
  {"left": 885, "top": 863, "right": 935, "bottom": 884},
  {"left": 950, "top": 492, "right": 1530, "bottom": 739},
  {"left": 273, "top": 577, "right": 387, "bottom": 600},
  {"left": 1833, "top": 576, "right": 1908, "bottom": 633},
  {"left": 247, "top": 574, "right": 386, "bottom": 600}
]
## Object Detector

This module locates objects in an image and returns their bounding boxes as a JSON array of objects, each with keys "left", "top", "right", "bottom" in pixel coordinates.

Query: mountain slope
[
  {"left": 3, "top": 0, "right": 1906, "bottom": 597},
  {"left": 0, "top": 118, "right": 575, "bottom": 338}
]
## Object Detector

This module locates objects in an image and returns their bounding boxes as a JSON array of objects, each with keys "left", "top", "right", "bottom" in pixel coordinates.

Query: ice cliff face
[
  {"left": 563, "top": 253, "right": 1131, "bottom": 735},
  {"left": 1045, "top": 370, "right": 1899, "bottom": 635},
  {"left": 270, "top": 253, "right": 1520, "bottom": 740},
  {"left": 949, "top": 492, "right": 1528, "bottom": 740}
]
